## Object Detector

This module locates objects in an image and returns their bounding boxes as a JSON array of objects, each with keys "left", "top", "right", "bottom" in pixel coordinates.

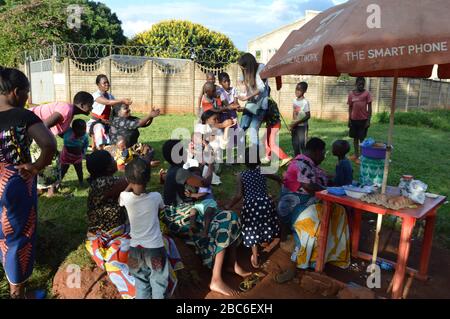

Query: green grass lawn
[{"left": 0, "top": 113, "right": 449, "bottom": 298}]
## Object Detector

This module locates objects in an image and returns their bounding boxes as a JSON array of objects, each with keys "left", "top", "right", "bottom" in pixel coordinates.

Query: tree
[
  {"left": 0, "top": 0, "right": 126, "bottom": 66},
  {"left": 130, "top": 20, "right": 240, "bottom": 68}
]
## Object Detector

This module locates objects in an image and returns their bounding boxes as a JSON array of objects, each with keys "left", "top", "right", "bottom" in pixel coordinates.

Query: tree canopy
[
  {"left": 0, "top": 0, "right": 126, "bottom": 66},
  {"left": 130, "top": 20, "right": 240, "bottom": 68}
]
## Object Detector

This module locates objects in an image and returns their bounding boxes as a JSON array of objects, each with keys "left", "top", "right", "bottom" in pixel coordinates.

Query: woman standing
[
  {"left": 88, "top": 74, "right": 133, "bottom": 150},
  {"left": 30, "top": 92, "right": 94, "bottom": 195},
  {"left": 161, "top": 140, "right": 250, "bottom": 296},
  {"left": 237, "top": 53, "right": 270, "bottom": 146},
  {"left": 0, "top": 68, "right": 57, "bottom": 298}
]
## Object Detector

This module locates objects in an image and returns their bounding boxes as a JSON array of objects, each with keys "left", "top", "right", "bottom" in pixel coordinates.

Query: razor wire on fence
[{"left": 24, "top": 43, "right": 240, "bottom": 69}]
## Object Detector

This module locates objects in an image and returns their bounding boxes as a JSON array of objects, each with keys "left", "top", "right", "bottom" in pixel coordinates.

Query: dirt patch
[
  {"left": 53, "top": 217, "right": 450, "bottom": 299},
  {"left": 52, "top": 265, "right": 121, "bottom": 299},
  {"left": 325, "top": 215, "right": 450, "bottom": 299}
]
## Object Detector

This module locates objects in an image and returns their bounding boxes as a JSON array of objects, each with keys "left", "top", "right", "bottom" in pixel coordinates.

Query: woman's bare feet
[
  {"left": 210, "top": 279, "right": 239, "bottom": 297},
  {"left": 226, "top": 263, "right": 252, "bottom": 278}
]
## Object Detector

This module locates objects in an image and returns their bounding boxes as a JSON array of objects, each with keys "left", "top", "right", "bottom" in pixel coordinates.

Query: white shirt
[
  {"left": 92, "top": 90, "right": 115, "bottom": 117},
  {"left": 218, "top": 87, "right": 237, "bottom": 105},
  {"left": 293, "top": 97, "right": 311, "bottom": 126},
  {"left": 119, "top": 192, "right": 165, "bottom": 249}
]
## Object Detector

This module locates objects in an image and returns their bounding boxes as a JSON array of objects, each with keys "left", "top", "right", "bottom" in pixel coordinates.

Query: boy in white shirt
[
  {"left": 119, "top": 158, "right": 168, "bottom": 299},
  {"left": 289, "top": 82, "right": 311, "bottom": 155}
]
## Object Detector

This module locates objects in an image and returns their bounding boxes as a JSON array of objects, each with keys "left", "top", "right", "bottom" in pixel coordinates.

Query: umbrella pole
[{"left": 371, "top": 74, "right": 399, "bottom": 268}]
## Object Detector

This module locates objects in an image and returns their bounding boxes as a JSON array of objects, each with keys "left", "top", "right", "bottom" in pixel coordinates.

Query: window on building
[{"left": 255, "top": 50, "right": 261, "bottom": 60}]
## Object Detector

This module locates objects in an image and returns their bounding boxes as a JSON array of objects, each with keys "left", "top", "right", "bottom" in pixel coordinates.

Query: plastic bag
[
  {"left": 407, "top": 180, "right": 428, "bottom": 205},
  {"left": 361, "top": 138, "right": 375, "bottom": 148}
]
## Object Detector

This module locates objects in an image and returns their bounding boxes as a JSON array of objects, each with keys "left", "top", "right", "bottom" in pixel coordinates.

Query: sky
[{"left": 102, "top": 0, "right": 348, "bottom": 50}]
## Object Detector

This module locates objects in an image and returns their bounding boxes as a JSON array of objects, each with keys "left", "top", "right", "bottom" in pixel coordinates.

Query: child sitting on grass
[
  {"left": 331, "top": 140, "right": 353, "bottom": 187},
  {"left": 119, "top": 158, "right": 169, "bottom": 299},
  {"left": 60, "top": 119, "right": 89, "bottom": 186},
  {"left": 185, "top": 166, "right": 218, "bottom": 239},
  {"left": 114, "top": 136, "right": 159, "bottom": 171}
]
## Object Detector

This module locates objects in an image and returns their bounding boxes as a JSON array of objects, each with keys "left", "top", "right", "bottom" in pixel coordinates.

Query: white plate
[{"left": 425, "top": 193, "right": 439, "bottom": 199}]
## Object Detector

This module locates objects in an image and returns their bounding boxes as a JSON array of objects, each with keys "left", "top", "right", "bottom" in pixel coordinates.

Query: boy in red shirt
[{"left": 348, "top": 77, "right": 372, "bottom": 165}]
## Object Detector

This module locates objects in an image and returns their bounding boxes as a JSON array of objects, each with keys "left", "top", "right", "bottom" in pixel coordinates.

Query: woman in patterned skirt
[
  {"left": 161, "top": 140, "right": 251, "bottom": 297},
  {"left": 0, "top": 68, "right": 56, "bottom": 298}
]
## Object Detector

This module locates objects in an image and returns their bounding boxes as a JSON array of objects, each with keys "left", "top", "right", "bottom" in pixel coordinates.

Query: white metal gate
[{"left": 30, "top": 59, "right": 55, "bottom": 104}]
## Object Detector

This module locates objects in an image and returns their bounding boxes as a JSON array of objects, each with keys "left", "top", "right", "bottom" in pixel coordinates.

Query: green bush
[
  {"left": 374, "top": 110, "right": 450, "bottom": 132},
  {"left": 130, "top": 20, "right": 240, "bottom": 68}
]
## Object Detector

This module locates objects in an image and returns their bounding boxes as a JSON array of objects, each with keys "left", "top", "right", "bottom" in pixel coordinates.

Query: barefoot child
[
  {"left": 119, "top": 158, "right": 170, "bottom": 299},
  {"left": 290, "top": 82, "right": 311, "bottom": 156},
  {"left": 348, "top": 77, "right": 372, "bottom": 165},
  {"left": 60, "top": 119, "right": 89, "bottom": 186},
  {"left": 185, "top": 166, "right": 218, "bottom": 238},
  {"left": 226, "top": 149, "right": 281, "bottom": 268}
]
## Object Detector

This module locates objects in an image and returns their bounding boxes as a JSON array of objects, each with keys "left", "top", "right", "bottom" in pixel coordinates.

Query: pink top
[
  {"left": 31, "top": 102, "right": 74, "bottom": 136},
  {"left": 283, "top": 154, "right": 328, "bottom": 194},
  {"left": 348, "top": 90, "right": 372, "bottom": 120}
]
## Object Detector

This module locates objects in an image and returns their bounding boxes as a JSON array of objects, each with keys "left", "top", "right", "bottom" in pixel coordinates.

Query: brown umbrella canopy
[{"left": 261, "top": 0, "right": 450, "bottom": 79}]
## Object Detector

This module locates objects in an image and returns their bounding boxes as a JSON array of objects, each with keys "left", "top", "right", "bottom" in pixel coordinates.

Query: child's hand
[
  {"left": 122, "top": 98, "right": 133, "bottom": 106},
  {"left": 150, "top": 108, "right": 161, "bottom": 118},
  {"left": 222, "top": 119, "right": 233, "bottom": 127},
  {"left": 184, "top": 190, "right": 192, "bottom": 198},
  {"left": 288, "top": 123, "right": 295, "bottom": 132}
]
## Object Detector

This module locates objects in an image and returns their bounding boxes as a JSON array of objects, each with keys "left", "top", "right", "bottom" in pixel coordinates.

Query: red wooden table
[{"left": 315, "top": 187, "right": 447, "bottom": 299}]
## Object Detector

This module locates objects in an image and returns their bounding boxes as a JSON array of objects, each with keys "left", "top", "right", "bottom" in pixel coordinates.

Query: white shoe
[{"left": 260, "top": 157, "right": 271, "bottom": 164}]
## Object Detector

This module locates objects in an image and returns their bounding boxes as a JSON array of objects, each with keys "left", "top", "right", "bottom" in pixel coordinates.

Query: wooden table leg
[
  {"left": 315, "top": 200, "right": 332, "bottom": 273},
  {"left": 351, "top": 209, "right": 362, "bottom": 258},
  {"left": 392, "top": 216, "right": 416, "bottom": 299},
  {"left": 419, "top": 211, "right": 436, "bottom": 280}
]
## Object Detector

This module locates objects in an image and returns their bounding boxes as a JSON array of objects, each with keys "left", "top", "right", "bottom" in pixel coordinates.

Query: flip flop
[{"left": 239, "top": 273, "right": 262, "bottom": 292}]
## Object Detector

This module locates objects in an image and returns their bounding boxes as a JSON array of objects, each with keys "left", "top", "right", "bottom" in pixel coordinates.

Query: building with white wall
[{"left": 247, "top": 10, "right": 321, "bottom": 64}]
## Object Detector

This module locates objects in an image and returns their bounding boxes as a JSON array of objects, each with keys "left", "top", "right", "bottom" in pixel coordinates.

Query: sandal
[{"left": 239, "top": 273, "right": 263, "bottom": 292}]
